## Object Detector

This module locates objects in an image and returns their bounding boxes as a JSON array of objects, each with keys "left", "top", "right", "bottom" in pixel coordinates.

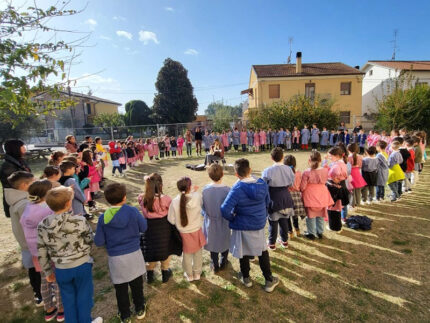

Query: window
[
  {"left": 340, "top": 111, "right": 351, "bottom": 124},
  {"left": 86, "top": 103, "right": 92, "bottom": 115},
  {"left": 268, "top": 84, "right": 280, "bottom": 99},
  {"left": 340, "top": 82, "right": 351, "bottom": 95},
  {"left": 305, "top": 83, "right": 315, "bottom": 100},
  {"left": 369, "top": 70, "right": 373, "bottom": 76}
]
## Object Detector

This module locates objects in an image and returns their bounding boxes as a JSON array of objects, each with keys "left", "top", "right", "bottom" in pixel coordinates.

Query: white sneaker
[{"left": 92, "top": 317, "right": 103, "bottom": 323}]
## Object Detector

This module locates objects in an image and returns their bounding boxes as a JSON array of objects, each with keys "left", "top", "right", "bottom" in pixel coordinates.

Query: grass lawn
[{"left": 1, "top": 150, "right": 429, "bottom": 322}]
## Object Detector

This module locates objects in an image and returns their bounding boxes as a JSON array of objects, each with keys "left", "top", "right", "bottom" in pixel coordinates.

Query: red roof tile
[
  {"left": 369, "top": 61, "right": 430, "bottom": 71},
  {"left": 252, "top": 62, "right": 363, "bottom": 78}
]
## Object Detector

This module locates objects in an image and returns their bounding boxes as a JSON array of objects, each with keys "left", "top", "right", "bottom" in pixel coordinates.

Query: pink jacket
[
  {"left": 20, "top": 202, "right": 55, "bottom": 257},
  {"left": 259, "top": 131, "right": 266, "bottom": 144},
  {"left": 221, "top": 134, "right": 229, "bottom": 147},
  {"left": 254, "top": 132, "right": 260, "bottom": 146},
  {"left": 88, "top": 164, "right": 101, "bottom": 183},
  {"left": 300, "top": 168, "right": 334, "bottom": 215},
  {"left": 289, "top": 171, "right": 302, "bottom": 192},
  {"left": 152, "top": 143, "right": 159, "bottom": 155},
  {"left": 138, "top": 194, "right": 172, "bottom": 219},
  {"left": 177, "top": 137, "right": 184, "bottom": 148},
  {"left": 145, "top": 143, "right": 155, "bottom": 157},
  {"left": 164, "top": 138, "right": 170, "bottom": 150},
  {"left": 240, "top": 132, "right": 247, "bottom": 145}
]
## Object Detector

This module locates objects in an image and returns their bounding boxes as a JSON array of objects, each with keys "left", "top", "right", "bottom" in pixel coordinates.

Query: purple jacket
[{"left": 20, "top": 202, "right": 54, "bottom": 257}]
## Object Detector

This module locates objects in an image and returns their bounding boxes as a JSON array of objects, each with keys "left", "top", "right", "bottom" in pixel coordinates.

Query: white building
[{"left": 361, "top": 61, "right": 430, "bottom": 115}]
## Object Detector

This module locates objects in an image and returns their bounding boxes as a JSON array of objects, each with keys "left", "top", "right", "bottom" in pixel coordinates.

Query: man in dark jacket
[{"left": 0, "top": 139, "right": 31, "bottom": 217}]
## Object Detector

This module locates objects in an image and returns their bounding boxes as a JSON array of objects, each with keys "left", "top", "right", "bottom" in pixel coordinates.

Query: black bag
[
  {"left": 346, "top": 215, "right": 373, "bottom": 230},
  {"left": 326, "top": 180, "right": 350, "bottom": 206},
  {"left": 185, "top": 164, "right": 205, "bottom": 171}
]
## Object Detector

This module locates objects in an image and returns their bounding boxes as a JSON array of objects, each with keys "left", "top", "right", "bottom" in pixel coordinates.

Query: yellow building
[{"left": 241, "top": 52, "right": 364, "bottom": 127}]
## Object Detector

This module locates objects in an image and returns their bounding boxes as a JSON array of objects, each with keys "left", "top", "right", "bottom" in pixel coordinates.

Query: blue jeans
[
  {"left": 341, "top": 205, "right": 348, "bottom": 220},
  {"left": 388, "top": 181, "right": 401, "bottom": 200},
  {"left": 55, "top": 262, "right": 94, "bottom": 323},
  {"left": 306, "top": 217, "right": 325, "bottom": 236},
  {"left": 376, "top": 185, "right": 385, "bottom": 200}
]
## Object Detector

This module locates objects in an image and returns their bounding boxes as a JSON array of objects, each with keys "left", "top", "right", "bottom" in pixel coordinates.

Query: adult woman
[
  {"left": 194, "top": 127, "right": 203, "bottom": 157},
  {"left": 185, "top": 130, "right": 193, "bottom": 157},
  {"left": 64, "top": 135, "right": 78, "bottom": 153},
  {"left": 0, "top": 139, "right": 31, "bottom": 218},
  {"left": 204, "top": 139, "right": 225, "bottom": 166}
]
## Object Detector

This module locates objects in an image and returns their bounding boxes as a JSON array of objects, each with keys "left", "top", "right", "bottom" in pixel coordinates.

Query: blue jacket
[
  {"left": 221, "top": 178, "right": 270, "bottom": 231},
  {"left": 94, "top": 204, "right": 147, "bottom": 257}
]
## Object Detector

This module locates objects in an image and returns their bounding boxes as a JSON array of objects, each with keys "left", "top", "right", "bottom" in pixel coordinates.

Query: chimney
[
  {"left": 355, "top": 65, "right": 360, "bottom": 69},
  {"left": 296, "top": 52, "right": 302, "bottom": 74}
]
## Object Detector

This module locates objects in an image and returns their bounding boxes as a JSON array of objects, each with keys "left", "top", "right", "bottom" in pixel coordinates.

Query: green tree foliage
[
  {"left": 205, "top": 101, "right": 243, "bottom": 118},
  {"left": 376, "top": 74, "right": 430, "bottom": 133},
  {"left": 93, "top": 112, "right": 126, "bottom": 128},
  {"left": 152, "top": 58, "right": 198, "bottom": 123},
  {"left": 0, "top": 3, "right": 84, "bottom": 125},
  {"left": 248, "top": 95, "right": 339, "bottom": 130},
  {"left": 0, "top": 113, "right": 44, "bottom": 150},
  {"left": 124, "top": 100, "right": 152, "bottom": 125}
]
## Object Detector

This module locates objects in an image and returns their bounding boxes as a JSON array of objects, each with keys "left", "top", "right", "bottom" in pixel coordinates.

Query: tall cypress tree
[{"left": 152, "top": 58, "right": 198, "bottom": 123}]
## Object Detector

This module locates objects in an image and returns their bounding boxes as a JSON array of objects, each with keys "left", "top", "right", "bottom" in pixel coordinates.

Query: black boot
[
  {"left": 146, "top": 270, "right": 154, "bottom": 284},
  {"left": 161, "top": 269, "right": 172, "bottom": 283}
]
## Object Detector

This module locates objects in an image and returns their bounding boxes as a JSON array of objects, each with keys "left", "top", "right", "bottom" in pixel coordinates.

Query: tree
[
  {"left": 248, "top": 95, "right": 339, "bottom": 130},
  {"left": 152, "top": 58, "right": 198, "bottom": 123},
  {"left": 124, "top": 100, "right": 152, "bottom": 125},
  {"left": 0, "top": 2, "right": 86, "bottom": 125},
  {"left": 205, "top": 101, "right": 243, "bottom": 118},
  {"left": 93, "top": 112, "right": 126, "bottom": 128}
]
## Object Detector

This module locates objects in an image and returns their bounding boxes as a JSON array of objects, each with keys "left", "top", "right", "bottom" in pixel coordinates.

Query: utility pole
[
  {"left": 287, "top": 37, "right": 293, "bottom": 64},
  {"left": 391, "top": 29, "right": 398, "bottom": 61}
]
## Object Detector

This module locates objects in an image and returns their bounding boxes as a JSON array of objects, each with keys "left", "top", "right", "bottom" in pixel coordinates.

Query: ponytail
[
  {"left": 347, "top": 143, "right": 358, "bottom": 166},
  {"left": 143, "top": 173, "right": 163, "bottom": 213},
  {"left": 176, "top": 177, "right": 192, "bottom": 227},
  {"left": 309, "top": 151, "right": 321, "bottom": 170}
]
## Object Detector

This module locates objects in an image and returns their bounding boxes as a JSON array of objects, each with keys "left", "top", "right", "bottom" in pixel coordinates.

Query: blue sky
[{"left": 18, "top": 0, "right": 430, "bottom": 114}]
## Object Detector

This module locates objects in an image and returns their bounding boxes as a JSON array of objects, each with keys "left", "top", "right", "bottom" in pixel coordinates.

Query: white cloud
[
  {"left": 100, "top": 35, "right": 111, "bottom": 41},
  {"left": 113, "top": 16, "right": 126, "bottom": 21},
  {"left": 138, "top": 30, "right": 159, "bottom": 45},
  {"left": 116, "top": 30, "right": 133, "bottom": 40},
  {"left": 184, "top": 48, "right": 199, "bottom": 56},
  {"left": 85, "top": 18, "right": 97, "bottom": 26},
  {"left": 81, "top": 74, "right": 117, "bottom": 85},
  {"left": 165, "top": 7, "right": 174, "bottom": 12}
]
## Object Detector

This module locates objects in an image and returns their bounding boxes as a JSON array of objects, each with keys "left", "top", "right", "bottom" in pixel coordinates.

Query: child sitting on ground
[
  {"left": 168, "top": 177, "right": 206, "bottom": 282},
  {"left": 20, "top": 180, "right": 64, "bottom": 321},
  {"left": 202, "top": 164, "right": 231, "bottom": 272},
  {"left": 38, "top": 186, "right": 101, "bottom": 323},
  {"left": 95, "top": 183, "right": 147, "bottom": 322},
  {"left": 361, "top": 146, "right": 379, "bottom": 204},
  {"left": 221, "top": 158, "right": 279, "bottom": 293},
  {"left": 42, "top": 165, "right": 61, "bottom": 188},
  {"left": 5, "top": 172, "right": 41, "bottom": 305},
  {"left": 284, "top": 155, "right": 305, "bottom": 237},
  {"left": 138, "top": 174, "right": 181, "bottom": 284},
  {"left": 59, "top": 161, "right": 87, "bottom": 217},
  {"left": 262, "top": 148, "right": 295, "bottom": 250},
  {"left": 301, "top": 152, "right": 334, "bottom": 240}
]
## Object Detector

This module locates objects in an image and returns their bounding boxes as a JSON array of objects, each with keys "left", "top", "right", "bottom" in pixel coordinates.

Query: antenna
[
  {"left": 390, "top": 29, "right": 398, "bottom": 60},
  {"left": 287, "top": 37, "right": 293, "bottom": 64}
]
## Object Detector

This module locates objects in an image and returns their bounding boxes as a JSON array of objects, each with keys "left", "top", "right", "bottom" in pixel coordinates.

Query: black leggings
[
  {"left": 292, "top": 142, "right": 299, "bottom": 150},
  {"left": 328, "top": 210, "right": 342, "bottom": 231},
  {"left": 311, "top": 142, "right": 318, "bottom": 149},
  {"left": 288, "top": 216, "right": 299, "bottom": 231},
  {"left": 242, "top": 144, "right": 247, "bottom": 152},
  {"left": 112, "top": 166, "right": 122, "bottom": 174},
  {"left": 28, "top": 267, "right": 41, "bottom": 299},
  {"left": 239, "top": 250, "right": 272, "bottom": 281},
  {"left": 114, "top": 275, "right": 145, "bottom": 320}
]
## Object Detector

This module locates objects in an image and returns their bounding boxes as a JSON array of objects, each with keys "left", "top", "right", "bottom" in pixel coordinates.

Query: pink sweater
[
  {"left": 289, "top": 171, "right": 302, "bottom": 192},
  {"left": 300, "top": 168, "right": 334, "bottom": 214},
  {"left": 177, "top": 137, "right": 184, "bottom": 148},
  {"left": 138, "top": 194, "right": 172, "bottom": 219},
  {"left": 240, "top": 132, "right": 247, "bottom": 145}
]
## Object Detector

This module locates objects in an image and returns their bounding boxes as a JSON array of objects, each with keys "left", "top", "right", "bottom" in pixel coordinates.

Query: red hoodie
[{"left": 109, "top": 141, "right": 121, "bottom": 154}]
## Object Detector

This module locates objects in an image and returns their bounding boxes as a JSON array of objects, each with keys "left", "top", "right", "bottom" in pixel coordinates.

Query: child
[
  {"left": 158, "top": 138, "right": 166, "bottom": 159},
  {"left": 387, "top": 141, "right": 405, "bottom": 202},
  {"left": 375, "top": 141, "right": 389, "bottom": 202},
  {"left": 65, "top": 135, "right": 78, "bottom": 154},
  {"left": 20, "top": 180, "right": 64, "bottom": 321},
  {"left": 48, "top": 151, "right": 65, "bottom": 166},
  {"left": 262, "top": 148, "right": 295, "bottom": 249},
  {"left": 301, "top": 152, "right": 334, "bottom": 240},
  {"left": 247, "top": 128, "right": 254, "bottom": 152},
  {"left": 259, "top": 129, "right": 266, "bottom": 152},
  {"left": 81, "top": 149, "right": 100, "bottom": 212},
  {"left": 358, "top": 129, "right": 367, "bottom": 154},
  {"left": 94, "top": 184, "right": 147, "bottom": 321},
  {"left": 177, "top": 135, "right": 184, "bottom": 157},
  {"left": 343, "top": 129, "right": 350, "bottom": 145},
  {"left": 59, "top": 161, "right": 87, "bottom": 216},
  {"left": 412, "top": 136, "right": 423, "bottom": 184},
  {"left": 325, "top": 147, "right": 348, "bottom": 231},
  {"left": 170, "top": 136, "right": 177, "bottom": 157},
  {"left": 301, "top": 125, "right": 310, "bottom": 150},
  {"left": 109, "top": 141, "right": 123, "bottom": 177},
  {"left": 164, "top": 136, "right": 171, "bottom": 158},
  {"left": 138, "top": 174, "right": 181, "bottom": 284},
  {"left": 5, "top": 172, "right": 41, "bottom": 306},
  {"left": 240, "top": 129, "right": 247, "bottom": 152},
  {"left": 310, "top": 124, "right": 320, "bottom": 151},
  {"left": 284, "top": 155, "right": 305, "bottom": 237},
  {"left": 405, "top": 139, "right": 416, "bottom": 192},
  {"left": 320, "top": 127, "right": 329, "bottom": 151},
  {"left": 151, "top": 138, "right": 160, "bottom": 160},
  {"left": 285, "top": 128, "right": 292, "bottom": 151},
  {"left": 42, "top": 165, "right": 61, "bottom": 188},
  {"left": 232, "top": 128, "right": 240, "bottom": 152},
  {"left": 221, "top": 158, "right": 279, "bottom": 293},
  {"left": 361, "top": 146, "right": 378, "bottom": 204},
  {"left": 202, "top": 164, "right": 231, "bottom": 272},
  {"left": 38, "top": 186, "right": 101, "bottom": 323},
  {"left": 203, "top": 131, "right": 211, "bottom": 153},
  {"left": 119, "top": 142, "right": 128, "bottom": 171},
  {"left": 95, "top": 137, "right": 108, "bottom": 180},
  {"left": 347, "top": 143, "right": 367, "bottom": 207},
  {"left": 329, "top": 130, "right": 336, "bottom": 147},
  {"left": 292, "top": 127, "right": 300, "bottom": 151},
  {"left": 168, "top": 177, "right": 206, "bottom": 281},
  {"left": 253, "top": 129, "right": 260, "bottom": 152},
  {"left": 126, "top": 142, "right": 136, "bottom": 167},
  {"left": 396, "top": 137, "right": 411, "bottom": 193}
]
